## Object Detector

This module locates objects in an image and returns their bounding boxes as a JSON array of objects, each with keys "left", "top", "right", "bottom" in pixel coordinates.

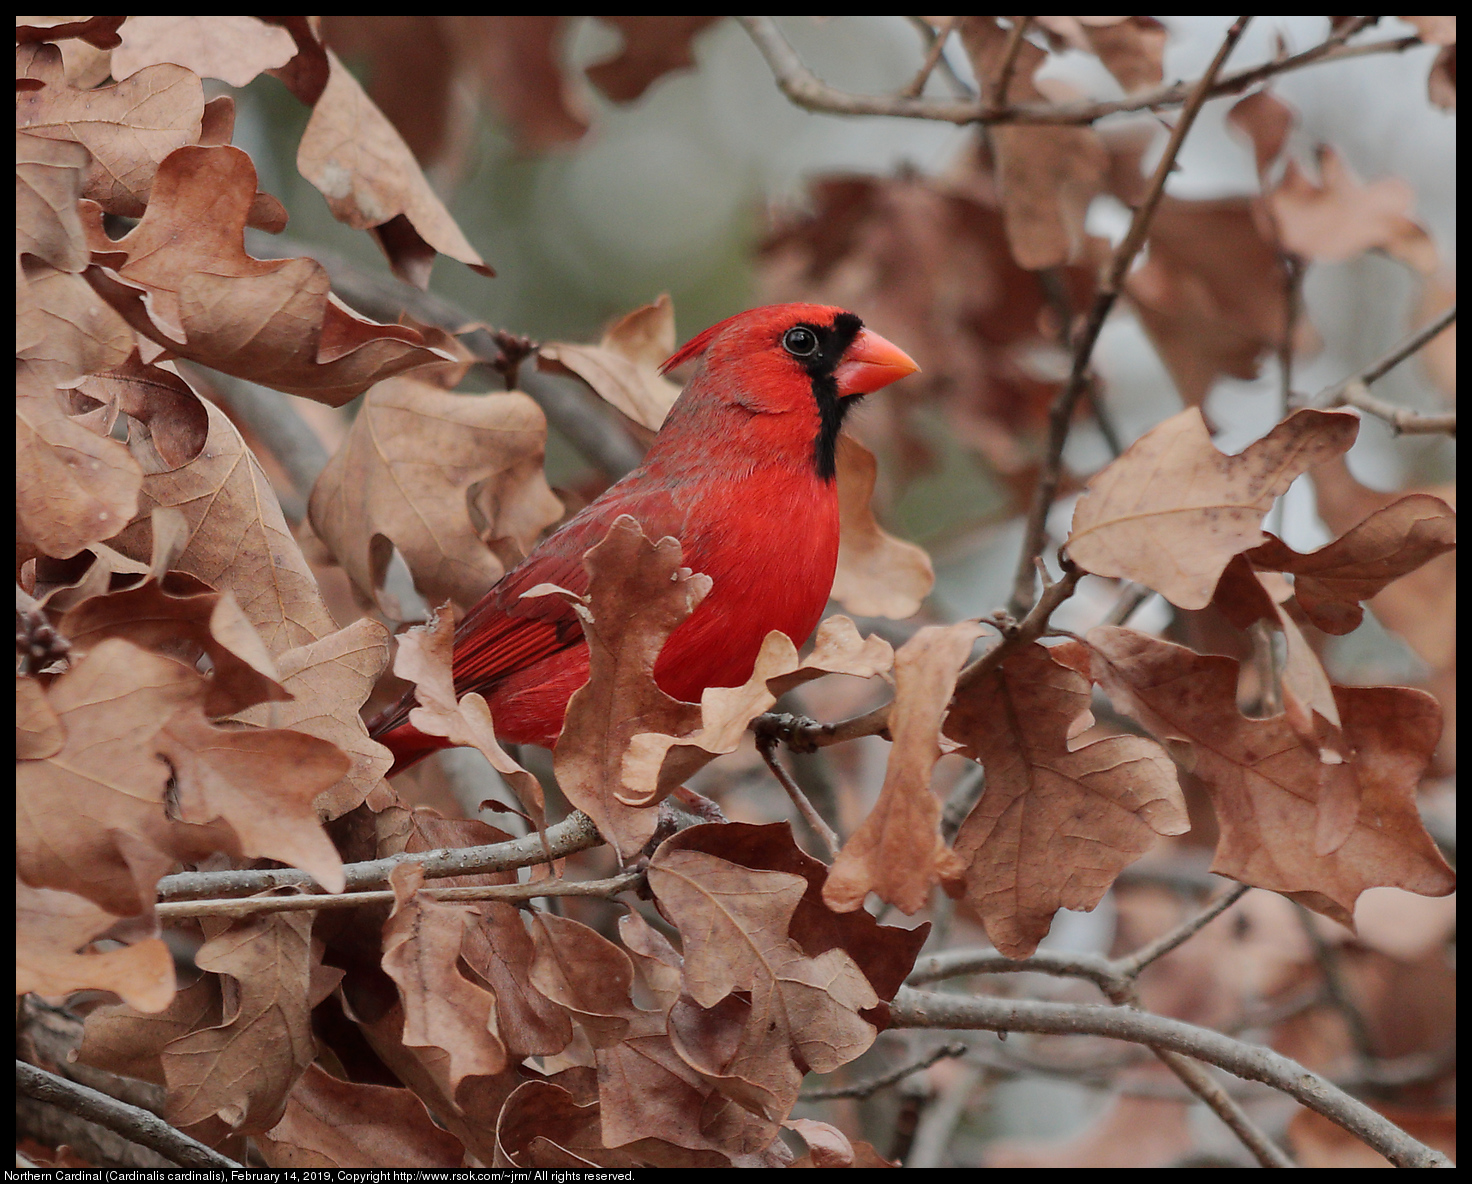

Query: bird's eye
[{"left": 782, "top": 326, "right": 818, "bottom": 357}]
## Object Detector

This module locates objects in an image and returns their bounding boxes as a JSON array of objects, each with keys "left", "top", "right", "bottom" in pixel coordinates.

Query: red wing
[{"left": 368, "top": 483, "right": 685, "bottom": 740}]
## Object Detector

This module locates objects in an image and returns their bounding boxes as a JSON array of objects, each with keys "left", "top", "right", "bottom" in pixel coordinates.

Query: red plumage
[{"left": 368, "top": 303, "right": 918, "bottom": 773}]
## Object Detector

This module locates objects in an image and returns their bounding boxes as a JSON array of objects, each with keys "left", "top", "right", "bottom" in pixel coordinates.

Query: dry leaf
[
  {"left": 660, "top": 821, "right": 930, "bottom": 1011},
  {"left": 16, "top": 877, "right": 175, "bottom": 1012},
  {"left": 454, "top": 16, "right": 589, "bottom": 150},
  {"left": 825, "top": 622, "right": 983, "bottom": 916},
  {"left": 584, "top": 17, "right": 722, "bottom": 101},
  {"left": 1067, "top": 407, "right": 1359, "bottom": 609},
  {"left": 1311, "top": 460, "right": 1457, "bottom": 670},
  {"left": 156, "top": 703, "right": 350, "bottom": 894},
  {"left": 495, "top": 1077, "right": 728, "bottom": 1168},
  {"left": 77, "top": 975, "right": 223, "bottom": 1087},
  {"left": 375, "top": 810, "right": 572, "bottom": 1059},
  {"left": 61, "top": 579, "right": 291, "bottom": 718},
  {"left": 1269, "top": 146, "right": 1439, "bottom": 275},
  {"left": 16, "top": 130, "right": 91, "bottom": 274},
  {"left": 1227, "top": 90, "right": 1295, "bottom": 177},
  {"left": 232, "top": 617, "right": 394, "bottom": 820},
  {"left": 259, "top": 1062, "right": 465, "bottom": 1169},
  {"left": 1246, "top": 493, "right": 1457, "bottom": 636},
  {"left": 393, "top": 607, "right": 546, "bottom": 831},
  {"left": 83, "top": 145, "right": 458, "bottom": 403},
  {"left": 16, "top": 639, "right": 201, "bottom": 914},
  {"left": 1066, "top": 627, "right": 1455, "bottom": 925},
  {"left": 381, "top": 864, "right": 509, "bottom": 1102},
  {"left": 538, "top": 295, "right": 683, "bottom": 432},
  {"left": 956, "top": 18, "right": 1108, "bottom": 270},
  {"left": 832, "top": 434, "right": 935, "bottom": 619},
  {"left": 552, "top": 517, "right": 710, "bottom": 859},
  {"left": 308, "top": 376, "right": 563, "bottom": 613},
  {"left": 17, "top": 265, "right": 135, "bottom": 391},
  {"left": 650, "top": 846, "right": 878, "bottom": 1150},
  {"left": 111, "top": 16, "right": 297, "bottom": 87},
  {"left": 17, "top": 41, "right": 203, "bottom": 217},
  {"left": 76, "top": 352, "right": 210, "bottom": 471},
  {"left": 297, "top": 48, "right": 493, "bottom": 287},
  {"left": 17, "top": 379, "right": 142, "bottom": 561},
  {"left": 109, "top": 396, "right": 339, "bottom": 655},
  {"left": 947, "top": 643, "right": 1187, "bottom": 958},
  {"left": 16, "top": 677, "right": 65, "bottom": 760},
  {"left": 161, "top": 911, "right": 316, "bottom": 1133},
  {"left": 1127, "top": 197, "right": 1311, "bottom": 406}
]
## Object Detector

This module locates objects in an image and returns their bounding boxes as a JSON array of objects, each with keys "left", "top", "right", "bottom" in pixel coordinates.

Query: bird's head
[{"left": 659, "top": 303, "right": 918, "bottom": 480}]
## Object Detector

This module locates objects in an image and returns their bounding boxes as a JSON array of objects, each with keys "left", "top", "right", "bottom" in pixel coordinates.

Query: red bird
[{"left": 369, "top": 304, "right": 918, "bottom": 773}]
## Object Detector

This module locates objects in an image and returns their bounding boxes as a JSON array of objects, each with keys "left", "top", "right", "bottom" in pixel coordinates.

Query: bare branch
[{"left": 891, "top": 989, "right": 1453, "bottom": 1168}]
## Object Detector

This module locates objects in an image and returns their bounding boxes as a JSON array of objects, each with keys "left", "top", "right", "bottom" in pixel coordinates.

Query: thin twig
[
  {"left": 801, "top": 1042, "right": 969, "bottom": 1101},
  {"left": 1151, "top": 1047, "right": 1295, "bottom": 1167},
  {"left": 900, "top": 17, "right": 956, "bottom": 98},
  {"left": 1335, "top": 382, "right": 1456, "bottom": 435},
  {"left": 737, "top": 16, "right": 1415, "bottom": 127},
  {"left": 16, "top": 1061, "right": 238, "bottom": 1170},
  {"left": 1009, "top": 16, "right": 1252, "bottom": 615},
  {"left": 1306, "top": 303, "right": 1457, "bottom": 435},
  {"left": 891, "top": 989, "right": 1452, "bottom": 1168},
  {"left": 1116, "top": 882, "right": 1252, "bottom": 977},
  {"left": 990, "top": 16, "right": 1033, "bottom": 109},
  {"left": 1294, "top": 902, "right": 1379, "bottom": 1062},
  {"left": 1101, "top": 581, "right": 1156, "bottom": 627},
  {"left": 756, "top": 732, "right": 841, "bottom": 861},
  {"left": 1278, "top": 254, "right": 1305, "bottom": 415},
  {"left": 155, "top": 871, "right": 642, "bottom": 921},
  {"left": 904, "top": 16, "right": 974, "bottom": 98}
]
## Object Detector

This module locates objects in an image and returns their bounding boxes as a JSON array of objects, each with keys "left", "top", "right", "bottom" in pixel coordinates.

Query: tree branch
[
  {"left": 900, "top": 16, "right": 957, "bottom": 99},
  {"left": 907, "top": 882, "right": 1291, "bottom": 1165},
  {"left": 737, "top": 16, "right": 1417, "bottom": 127},
  {"left": 755, "top": 730, "right": 841, "bottom": 860},
  {"left": 890, "top": 990, "right": 1453, "bottom": 1168},
  {"left": 16, "top": 1060, "right": 238, "bottom": 1170},
  {"left": 1305, "top": 303, "right": 1457, "bottom": 436},
  {"left": 155, "top": 870, "right": 642, "bottom": 920},
  {"left": 990, "top": 16, "right": 1034, "bottom": 108},
  {"left": 155, "top": 809, "right": 603, "bottom": 901}
]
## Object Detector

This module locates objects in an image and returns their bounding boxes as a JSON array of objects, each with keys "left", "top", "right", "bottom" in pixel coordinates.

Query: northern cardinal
[{"left": 369, "top": 304, "right": 918, "bottom": 773}]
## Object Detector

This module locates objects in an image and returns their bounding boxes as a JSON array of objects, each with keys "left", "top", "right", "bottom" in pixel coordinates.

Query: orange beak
[{"left": 833, "top": 328, "right": 920, "bottom": 397}]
